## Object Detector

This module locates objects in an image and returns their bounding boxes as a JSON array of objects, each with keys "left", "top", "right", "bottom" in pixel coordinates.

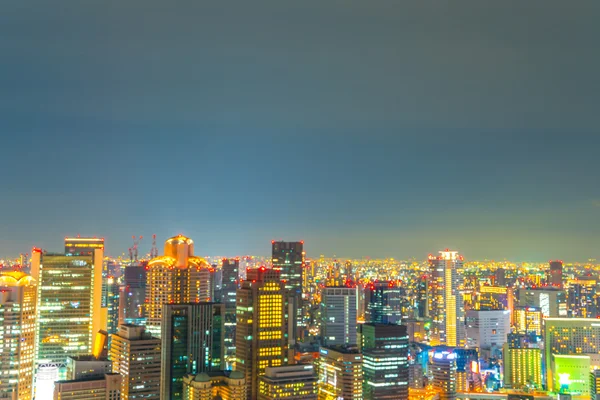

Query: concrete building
[
  {"left": 513, "top": 306, "right": 543, "bottom": 335},
  {"left": 321, "top": 286, "right": 357, "bottom": 346},
  {"left": 465, "top": 309, "right": 510, "bottom": 350},
  {"left": 53, "top": 373, "right": 121, "bottom": 400},
  {"left": 161, "top": 302, "right": 225, "bottom": 400},
  {"left": 109, "top": 324, "right": 160, "bottom": 399},
  {"left": 317, "top": 346, "right": 363, "bottom": 400},
  {"left": 502, "top": 340, "right": 542, "bottom": 390},
  {"left": 0, "top": 271, "right": 37, "bottom": 400},
  {"left": 517, "top": 288, "right": 567, "bottom": 318},
  {"left": 182, "top": 370, "right": 246, "bottom": 400},
  {"left": 145, "top": 235, "right": 212, "bottom": 338},
  {"left": 258, "top": 365, "right": 318, "bottom": 400},
  {"left": 65, "top": 356, "right": 112, "bottom": 380}
]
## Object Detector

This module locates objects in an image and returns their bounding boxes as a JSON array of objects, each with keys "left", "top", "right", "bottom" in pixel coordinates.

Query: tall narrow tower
[
  {"left": 428, "top": 250, "right": 465, "bottom": 347},
  {"left": 145, "top": 235, "right": 211, "bottom": 338}
]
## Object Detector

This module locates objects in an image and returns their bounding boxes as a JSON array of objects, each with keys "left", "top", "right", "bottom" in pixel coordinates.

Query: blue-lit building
[{"left": 366, "top": 281, "right": 403, "bottom": 324}]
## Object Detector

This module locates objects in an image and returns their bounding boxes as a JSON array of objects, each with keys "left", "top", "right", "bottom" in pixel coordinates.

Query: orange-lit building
[{"left": 145, "top": 235, "right": 211, "bottom": 338}]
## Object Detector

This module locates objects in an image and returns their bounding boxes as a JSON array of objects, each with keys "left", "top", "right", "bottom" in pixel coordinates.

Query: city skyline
[{"left": 1, "top": 1, "right": 599, "bottom": 260}]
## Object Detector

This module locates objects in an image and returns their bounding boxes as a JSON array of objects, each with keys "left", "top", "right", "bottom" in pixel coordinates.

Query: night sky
[{"left": 1, "top": 1, "right": 599, "bottom": 261}]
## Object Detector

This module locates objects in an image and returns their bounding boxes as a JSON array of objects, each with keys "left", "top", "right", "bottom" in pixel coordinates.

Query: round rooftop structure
[{"left": 164, "top": 234, "right": 195, "bottom": 260}]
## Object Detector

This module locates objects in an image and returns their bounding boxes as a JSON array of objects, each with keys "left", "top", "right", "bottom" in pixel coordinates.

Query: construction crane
[
  {"left": 129, "top": 235, "right": 143, "bottom": 262},
  {"left": 150, "top": 234, "right": 159, "bottom": 259}
]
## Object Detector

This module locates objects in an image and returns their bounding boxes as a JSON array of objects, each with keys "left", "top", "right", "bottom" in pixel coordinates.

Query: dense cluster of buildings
[{"left": 1, "top": 235, "right": 599, "bottom": 399}]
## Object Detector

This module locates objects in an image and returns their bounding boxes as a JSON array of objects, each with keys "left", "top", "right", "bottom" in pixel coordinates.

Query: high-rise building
[
  {"left": 551, "top": 354, "right": 590, "bottom": 395},
  {"left": 495, "top": 267, "right": 506, "bottom": 287},
  {"left": 122, "top": 263, "right": 147, "bottom": 325},
  {"left": 366, "top": 281, "right": 403, "bottom": 325},
  {"left": 53, "top": 373, "right": 121, "bottom": 400},
  {"left": 428, "top": 250, "right": 465, "bottom": 347},
  {"left": 145, "top": 235, "right": 212, "bottom": 338},
  {"left": 567, "top": 278, "right": 599, "bottom": 318},
  {"left": 320, "top": 286, "right": 357, "bottom": 346},
  {"left": 0, "top": 271, "right": 37, "bottom": 400},
  {"left": 31, "top": 239, "right": 107, "bottom": 371},
  {"left": 416, "top": 275, "right": 428, "bottom": 319},
  {"left": 161, "top": 302, "right": 225, "bottom": 400},
  {"left": 517, "top": 288, "right": 567, "bottom": 318},
  {"left": 235, "top": 267, "right": 287, "bottom": 400},
  {"left": 106, "top": 275, "right": 120, "bottom": 338},
  {"left": 317, "top": 346, "right": 363, "bottom": 400},
  {"left": 430, "top": 349, "right": 457, "bottom": 400},
  {"left": 258, "top": 365, "right": 318, "bottom": 400},
  {"left": 545, "top": 318, "right": 600, "bottom": 391},
  {"left": 272, "top": 241, "right": 305, "bottom": 342},
  {"left": 362, "top": 323, "right": 409, "bottom": 399},
  {"left": 465, "top": 309, "right": 510, "bottom": 350},
  {"left": 109, "top": 324, "right": 161, "bottom": 399},
  {"left": 513, "top": 306, "right": 543, "bottom": 335},
  {"left": 549, "top": 260, "right": 563, "bottom": 288},
  {"left": 221, "top": 258, "right": 239, "bottom": 309},
  {"left": 502, "top": 339, "right": 542, "bottom": 390},
  {"left": 182, "top": 371, "right": 247, "bottom": 400}
]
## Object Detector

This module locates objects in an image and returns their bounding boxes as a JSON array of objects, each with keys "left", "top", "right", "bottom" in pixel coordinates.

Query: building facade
[
  {"left": 161, "top": 302, "right": 225, "bottom": 400},
  {"left": 317, "top": 346, "right": 363, "bottom": 400},
  {"left": 182, "top": 371, "right": 246, "bottom": 400},
  {"left": 0, "top": 271, "right": 37, "bottom": 400},
  {"left": 53, "top": 373, "right": 121, "bottom": 400},
  {"left": 321, "top": 286, "right": 357, "bottom": 346},
  {"left": 258, "top": 365, "right": 318, "bottom": 400},
  {"left": 109, "top": 324, "right": 160, "bottom": 399},
  {"left": 465, "top": 310, "right": 511, "bottom": 350}
]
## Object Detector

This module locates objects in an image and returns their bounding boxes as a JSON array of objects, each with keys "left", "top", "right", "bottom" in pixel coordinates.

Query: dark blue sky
[{"left": 1, "top": 1, "right": 599, "bottom": 260}]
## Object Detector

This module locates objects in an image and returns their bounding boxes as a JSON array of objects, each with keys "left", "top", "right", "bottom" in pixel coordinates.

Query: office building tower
[
  {"left": 495, "top": 267, "right": 506, "bottom": 286},
  {"left": 567, "top": 278, "right": 599, "bottom": 318},
  {"left": 235, "top": 267, "right": 287, "bottom": 399},
  {"left": 65, "top": 355, "right": 112, "bottom": 380},
  {"left": 551, "top": 354, "right": 590, "bottom": 395},
  {"left": 502, "top": 338, "right": 542, "bottom": 390},
  {"left": 545, "top": 318, "right": 600, "bottom": 391},
  {"left": 109, "top": 324, "right": 160, "bottom": 399},
  {"left": 106, "top": 275, "right": 120, "bottom": 337},
  {"left": 182, "top": 371, "right": 247, "bottom": 400},
  {"left": 465, "top": 309, "right": 510, "bottom": 350},
  {"left": 416, "top": 275, "right": 428, "bottom": 318},
  {"left": 221, "top": 258, "right": 239, "bottom": 309},
  {"left": 366, "top": 281, "right": 403, "bottom": 324},
  {"left": 272, "top": 241, "right": 305, "bottom": 342},
  {"left": 409, "top": 362, "right": 424, "bottom": 389},
  {"left": 0, "top": 271, "right": 37, "bottom": 400},
  {"left": 430, "top": 349, "right": 457, "bottom": 400},
  {"left": 53, "top": 373, "right": 121, "bottom": 400},
  {"left": 517, "top": 288, "right": 567, "bottom": 318},
  {"left": 122, "top": 263, "right": 147, "bottom": 324},
  {"left": 549, "top": 260, "right": 563, "bottom": 288},
  {"left": 321, "top": 286, "right": 357, "bottom": 346},
  {"left": 145, "top": 235, "right": 211, "bottom": 338},
  {"left": 258, "top": 365, "right": 318, "bottom": 400},
  {"left": 513, "top": 306, "right": 543, "bottom": 335},
  {"left": 428, "top": 250, "right": 465, "bottom": 347},
  {"left": 317, "top": 346, "right": 363, "bottom": 400},
  {"left": 361, "top": 324, "right": 408, "bottom": 399},
  {"left": 161, "top": 302, "right": 225, "bottom": 400},
  {"left": 31, "top": 239, "right": 107, "bottom": 369}
]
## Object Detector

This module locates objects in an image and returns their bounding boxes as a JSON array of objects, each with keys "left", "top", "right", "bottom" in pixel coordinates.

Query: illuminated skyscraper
[
  {"left": 109, "top": 324, "right": 161, "bottom": 399},
  {"left": 517, "top": 288, "right": 567, "bottom": 318},
  {"left": 222, "top": 258, "right": 239, "bottom": 364},
  {"left": 122, "top": 263, "right": 147, "bottom": 325},
  {"left": 145, "top": 235, "right": 212, "bottom": 338},
  {"left": 416, "top": 275, "right": 428, "bottom": 319},
  {"left": 321, "top": 286, "right": 357, "bottom": 346},
  {"left": 428, "top": 250, "right": 465, "bottom": 347},
  {"left": 549, "top": 260, "right": 563, "bottom": 288},
  {"left": 513, "top": 306, "right": 543, "bottom": 335},
  {"left": 361, "top": 323, "right": 409, "bottom": 400},
  {"left": 366, "top": 281, "right": 403, "bottom": 325},
  {"left": 545, "top": 318, "right": 600, "bottom": 391},
  {"left": 258, "top": 365, "right": 318, "bottom": 400},
  {"left": 31, "top": 238, "right": 107, "bottom": 378},
  {"left": 0, "top": 271, "right": 37, "bottom": 400},
  {"left": 317, "top": 346, "right": 363, "bottom": 400},
  {"left": 567, "top": 278, "right": 599, "bottom": 318},
  {"left": 160, "top": 302, "right": 225, "bottom": 400},
  {"left": 235, "top": 267, "right": 287, "bottom": 400},
  {"left": 272, "top": 241, "right": 305, "bottom": 342},
  {"left": 502, "top": 338, "right": 542, "bottom": 390},
  {"left": 430, "top": 349, "right": 457, "bottom": 400},
  {"left": 106, "top": 275, "right": 120, "bottom": 337}
]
